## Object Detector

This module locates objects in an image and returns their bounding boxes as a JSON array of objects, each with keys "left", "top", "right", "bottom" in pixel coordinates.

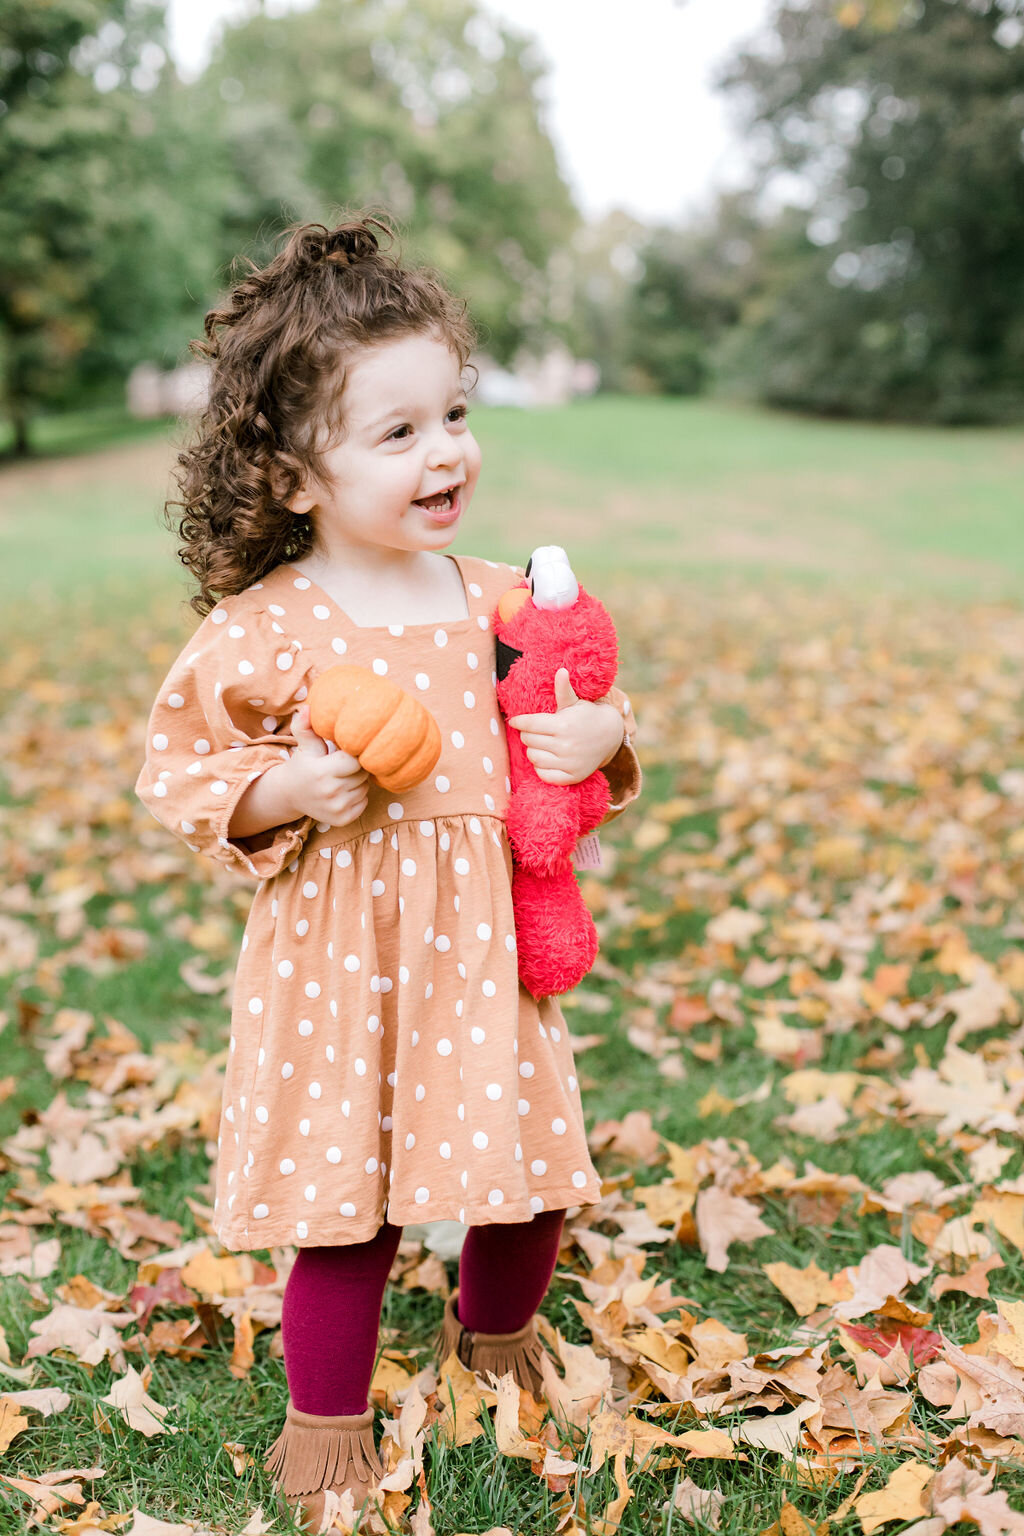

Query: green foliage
[
  {"left": 719, "top": 0, "right": 1024, "bottom": 422},
  {"left": 187, "top": 0, "right": 580, "bottom": 365},
  {"left": 0, "top": 0, "right": 228, "bottom": 454}
]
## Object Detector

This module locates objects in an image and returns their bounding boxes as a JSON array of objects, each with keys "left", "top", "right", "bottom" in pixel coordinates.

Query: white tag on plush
[{"left": 571, "top": 832, "right": 603, "bottom": 869}]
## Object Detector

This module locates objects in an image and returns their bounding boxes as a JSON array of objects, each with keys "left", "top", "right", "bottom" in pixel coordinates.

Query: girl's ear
[{"left": 271, "top": 454, "right": 317, "bottom": 514}]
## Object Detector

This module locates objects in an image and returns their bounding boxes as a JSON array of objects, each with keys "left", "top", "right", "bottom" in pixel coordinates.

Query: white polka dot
[
  {"left": 415, "top": 1185, "right": 431, "bottom": 1203},
  {"left": 354, "top": 1058, "right": 367, "bottom": 1076},
  {"left": 531, "top": 1159, "right": 547, "bottom": 1176},
  {"left": 451, "top": 730, "right": 465, "bottom": 748},
  {"left": 296, "top": 918, "right": 310, "bottom": 936},
  {"left": 367, "top": 1014, "right": 380, "bottom": 1033},
  {"left": 152, "top": 732, "right": 168, "bottom": 751},
  {"left": 255, "top": 1105, "right": 269, "bottom": 1123},
  {"left": 439, "top": 1141, "right": 452, "bottom": 1159},
  {"left": 411, "top": 1029, "right": 419, "bottom": 1045},
  {"left": 470, "top": 818, "right": 482, "bottom": 834},
  {"left": 280, "top": 1061, "right": 294, "bottom": 1080},
  {"left": 248, "top": 997, "right": 263, "bottom": 1015},
  {"left": 471, "top": 1026, "right": 486, "bottom": 1043},
  {"left": 436, "top": 1037, "right": 452, "bottom": 1056},
  {"left": 402, "top": 858, "right": 417, "bottom": 877},
  {"left": 483, "top": 757, "right": 493, "bottom": 774},
  {"left": 435, "top": 775, "right": 450, "bottom": 792},
  {"left": 298, "top": 1019, "right": 313, "bottom": 1036},
  {"left": 467, "top": 652, "right": 479, "bottom": 669},
  {"left": 435, "top": 934, "right": 451, "bottom": 952},
  {"left": 434, "top": 629, "right": 448, "bottom": 647},
  {"left": 340, "top": 1201, "right": 356, "bottom": 1216},
  {"left": 299, "top": 1118, "right": 311, "bottom": 1135},
  {"left": 485, "top": 1083, "right": 502, "bottom": 1101},
  {"left": 530, "top": 1196, "right": 544, "bottom": 1214},
  {"left": 372, "top": 658, "right": 388, "bottom": 675},
  {"left": 253, "top": 1203, "right": 269, "bottom": 1219},
  {"left": 371, "top": 878, "right": 386, "bottom": 897},
  {"left": 473, "top": 1130, "right": 488, "bottom": 1149},
  {"left": 488, "top": 1188, "right": 504, "bottom": 1206},
  {"left": 331, "top": 637, "right": 348, "bottom": 654},
  {"left": 464, "top": 691, "right": 475, "bottom": 708},
  {"left": 519, "top": 1061, "right": 534, "bottom": 1078},
  {"left": 552, "top": 1117, "right": 567, "bottom": 1135},
  {"left": 388, "top": 802, "right": 405, "bottom": 820},
  {"left": 305, "top": 981, "right": 321, "bottom": 998},
  {"left": 440, "top": 832, "right": 451, "bottom": 851},
  {"left": 342, "top": 1099, "right": 351, "bottom": 1116},
  {"left": 515, "top": 1143, "right": 522, "bottom": 1161},
  {"left": 194, "top": 737, "right": 211, "bottom": 755},
  {"left": 312, "top": 604, "right": 330, "bottom": 620},
  {"left": 326, "top": 1147, "right": 341, "bottom": 1163},
  {"left": 551, "top": 1026, "right": 561, "bottom": 1042},
  {"left": 277, "top": 960, "right": 295, "bottom": 980},
  {"left": 568, "top": 1074, "right": 578, "bottom": 1091},
  {"left": 415, "top": 674, "right": 430, "bottom": 690},
  {"left": 475, "top": 923, "right": 492, "bottom": 941},
  {"left": 482, "top": 979, "right": 497, "bottom": 997},
  {"left": 295, "top": 1223, "right": 309, "bottom": 1246},
  {"left": 365, "top": 1156, "right": 378, "bottom": 1173},
  {"left": 572, "top": 1170, "right": 588, "bottom": 1188},
  {"left": 280, "top": 1158, "right": 296, "bottom": 1175},
  {"left": 506, "top": 934, "right": 516, "bottom": 951},
  {"left": 304, "top": 1184, "right": 317, "bottom": 1202},
  {"left": 518, "top": 1098, "right": 530, "bottom": 1115},
  {"left": 415, "top": 1083, "right": 426, "bottom": 1100},
  {"left": 308, "top": 1082, "right": 321, "bottom": 1099},
  {"left": 336, "top": 848, "right": 353, "bottom": 867},
  {"left": 454, "top": 857, "right": 470, "bottom": 875}
]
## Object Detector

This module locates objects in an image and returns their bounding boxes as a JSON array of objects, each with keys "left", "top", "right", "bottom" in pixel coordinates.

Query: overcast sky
[{"left": 164, "top": 0, "right": 774, "bottom": 225}]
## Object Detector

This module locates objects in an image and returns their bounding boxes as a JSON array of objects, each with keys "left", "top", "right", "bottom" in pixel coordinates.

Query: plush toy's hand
[{"left": 508, "top": 668, "right": 625, "bottom": 784}]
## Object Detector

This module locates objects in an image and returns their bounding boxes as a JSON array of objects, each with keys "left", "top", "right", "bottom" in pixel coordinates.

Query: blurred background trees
[{"left": 3, "top": 0, "right": 1023, "bottom": 452}]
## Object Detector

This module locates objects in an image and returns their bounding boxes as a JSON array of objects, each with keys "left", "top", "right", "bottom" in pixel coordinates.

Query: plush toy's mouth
[{"left": 496, "top": 638, "right": 523, "bottom": 682}]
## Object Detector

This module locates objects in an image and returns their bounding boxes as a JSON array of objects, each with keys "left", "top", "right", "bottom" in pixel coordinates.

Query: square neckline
[{"left": 285, "top": 553, "right": 478, "bottom": 632}]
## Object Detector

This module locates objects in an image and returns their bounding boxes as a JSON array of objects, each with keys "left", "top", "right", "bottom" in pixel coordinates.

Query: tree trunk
[{"left": 8, "top": 405, "right": 30, "bottom": 457}]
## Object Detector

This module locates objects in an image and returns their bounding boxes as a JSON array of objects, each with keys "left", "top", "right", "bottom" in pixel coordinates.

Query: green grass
[
  {"left": 4, "top": 402, "right": 1024, "bottom": 1533},
  {"left": 2, "top": 396, "right": 1024, "bottom": 627}
]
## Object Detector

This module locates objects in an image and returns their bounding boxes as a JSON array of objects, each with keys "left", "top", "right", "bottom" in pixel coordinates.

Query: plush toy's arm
[{"left": 596, "top": 683, "right": 642, "bottom": 826}]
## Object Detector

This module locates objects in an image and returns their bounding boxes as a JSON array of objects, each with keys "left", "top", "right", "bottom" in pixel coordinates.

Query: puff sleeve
[
  {"left": 597, "top": 682, "right": 642, "bottom": 827},
  {"left": 134, "top": 601, "right": 316, "bottom": 883}
]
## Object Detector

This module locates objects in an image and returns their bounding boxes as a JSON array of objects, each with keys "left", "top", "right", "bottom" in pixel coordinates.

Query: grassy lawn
[{"left": 2, "top": 400, "right": 1024, "bottom": 1534}]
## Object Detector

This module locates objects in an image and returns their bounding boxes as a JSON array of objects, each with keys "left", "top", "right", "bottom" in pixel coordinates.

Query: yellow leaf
[{"left": 854, "top": 1459, "right": 932, "bottom": 1535}]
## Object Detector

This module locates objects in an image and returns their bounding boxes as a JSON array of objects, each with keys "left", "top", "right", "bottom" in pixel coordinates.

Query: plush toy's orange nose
[{"left": 497, "top": 586, "right": 531, "bottom": 624}]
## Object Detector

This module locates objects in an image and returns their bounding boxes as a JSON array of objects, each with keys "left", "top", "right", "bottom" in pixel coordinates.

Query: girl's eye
[{"left": 386, "top": 406, "right": 469, "bottom": 442}]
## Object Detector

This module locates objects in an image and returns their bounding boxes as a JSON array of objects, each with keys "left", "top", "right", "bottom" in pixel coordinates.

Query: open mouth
[{"left": 413, "top": 483, "right": 462, "bottom": 514}]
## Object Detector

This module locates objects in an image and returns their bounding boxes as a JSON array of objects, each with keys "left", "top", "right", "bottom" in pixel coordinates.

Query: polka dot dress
[{"left": 135, "top": 554, "right": 642, "bottom": 1250}]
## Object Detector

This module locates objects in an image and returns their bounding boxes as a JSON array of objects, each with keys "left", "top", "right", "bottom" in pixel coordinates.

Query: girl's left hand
[{"left": 508, "top": 668, "right": 625, "bottom": 784}]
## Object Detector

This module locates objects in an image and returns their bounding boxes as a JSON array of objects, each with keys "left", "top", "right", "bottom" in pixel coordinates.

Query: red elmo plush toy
[{"left": 493, "top": 546, "right": 620, "bottom": 999}]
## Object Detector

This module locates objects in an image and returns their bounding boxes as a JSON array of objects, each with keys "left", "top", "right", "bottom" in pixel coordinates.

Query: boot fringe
[
  {"left": 264, "top": 1402, "right": 381, "bottom": 1498},
  {"left": 435, "top": 1288, "right": 548, "bottom": 1396}
]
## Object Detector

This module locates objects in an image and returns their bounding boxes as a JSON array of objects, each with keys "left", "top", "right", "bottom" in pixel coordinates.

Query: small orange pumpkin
[{"left": 307, "top": 664, "right": 442, "bottom": 792}]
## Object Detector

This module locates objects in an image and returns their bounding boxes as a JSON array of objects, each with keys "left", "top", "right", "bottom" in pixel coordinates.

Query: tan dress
[{"left": 135, "top": 553, "right": 642, "bottom": 1250}]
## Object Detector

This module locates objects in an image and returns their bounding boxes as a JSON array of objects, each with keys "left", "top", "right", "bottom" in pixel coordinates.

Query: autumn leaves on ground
[{"left": 4, "top": 409, "right": 1024, "bottom": 1535}]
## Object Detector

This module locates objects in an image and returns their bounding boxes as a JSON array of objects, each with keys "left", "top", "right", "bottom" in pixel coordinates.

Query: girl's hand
[
  {"left": 285, "top": 703, "right": 371, "bottom": 826},
  {"left": 508, "top": 668, "right": 625, "bottom": 785}
]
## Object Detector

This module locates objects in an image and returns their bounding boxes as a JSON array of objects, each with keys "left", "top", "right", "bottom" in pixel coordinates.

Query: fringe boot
[
  {"left": 264, "top": 1401, "right": 382, "bottom": 1533},
  {"left": 434, "top": 1286, "right": 548, "bottom": 1396}
]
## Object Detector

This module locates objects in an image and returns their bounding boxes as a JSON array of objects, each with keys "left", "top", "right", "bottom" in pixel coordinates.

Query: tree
[
  {"left": 0, "top": 0, "right": 227, "bottom": 454},
  {"left": 719, "top": 0, "right": 1024, "bottom": 422},
  {"left": 187, "top": 0, "right": 581, "bottom": 364}
]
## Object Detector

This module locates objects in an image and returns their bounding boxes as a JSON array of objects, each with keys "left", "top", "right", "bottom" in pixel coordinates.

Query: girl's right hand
[{"left": 287, "top": 704, "right": 371, "bottom": 826}]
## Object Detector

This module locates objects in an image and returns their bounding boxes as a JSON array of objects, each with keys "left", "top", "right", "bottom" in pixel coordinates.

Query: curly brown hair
[{"left": 165, "top": 208, "right": 478, "bottom": 617}]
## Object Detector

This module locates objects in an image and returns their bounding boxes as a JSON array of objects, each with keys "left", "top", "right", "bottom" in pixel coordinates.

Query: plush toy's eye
[{"left": 496, "top": 638, "right": 523, "bottom": 683}]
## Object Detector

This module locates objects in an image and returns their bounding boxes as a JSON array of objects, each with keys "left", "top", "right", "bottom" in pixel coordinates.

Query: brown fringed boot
[
  {"left": 434, "top": 1287, "right": 548, "bottom": 1396},
  {"left": 264, "top": 1401, "right": 383, "bottom": 1533}
]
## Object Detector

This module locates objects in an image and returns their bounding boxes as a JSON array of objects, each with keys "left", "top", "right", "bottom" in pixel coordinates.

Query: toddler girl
[{"left": 135, "top": 211, "right": 642, "bottom": 1532}]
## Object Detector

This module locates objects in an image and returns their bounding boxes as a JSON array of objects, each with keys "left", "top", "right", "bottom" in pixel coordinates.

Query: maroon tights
[{"left": 281, "top": 1208, "right": 566, "bottom": 1414}]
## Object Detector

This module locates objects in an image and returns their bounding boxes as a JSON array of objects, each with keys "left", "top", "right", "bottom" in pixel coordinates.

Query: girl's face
[{"left": 290, "top": 329, "right": 481, "bottom": 560}]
